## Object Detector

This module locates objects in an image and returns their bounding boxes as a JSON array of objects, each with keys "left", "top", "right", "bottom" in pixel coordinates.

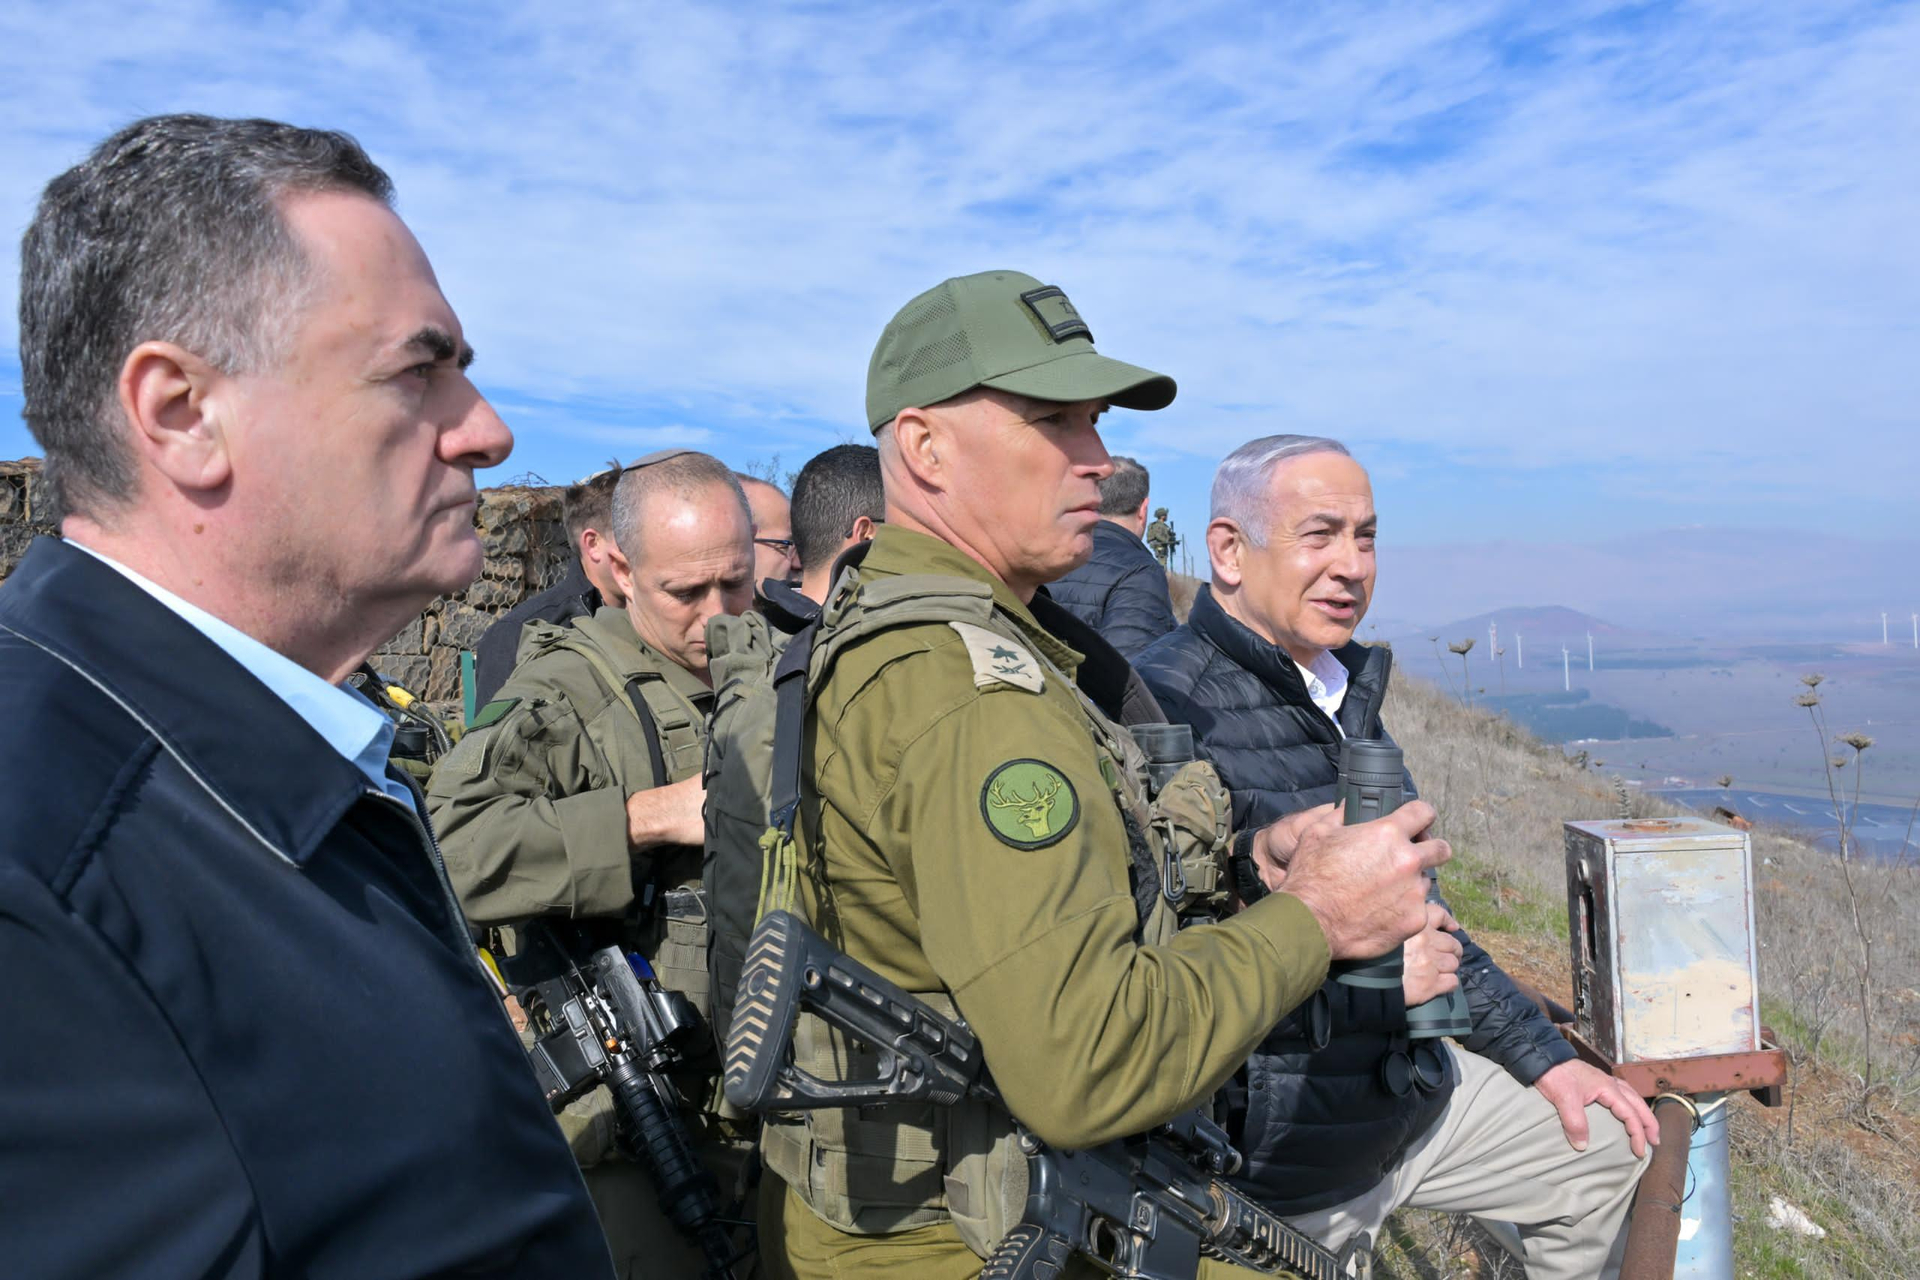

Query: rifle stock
[
  {"left": 725, "top": 909, "right": 1360, "bottom": 1280},
  {"left": 723, "top": 905, "right": 985, "bottom": 1111}
]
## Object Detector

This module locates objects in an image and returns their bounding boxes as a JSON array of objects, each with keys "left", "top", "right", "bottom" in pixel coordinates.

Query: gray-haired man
[
  {"left": 1, "top": 113, "right": 610, "bottom": 1277},
  {"left": 1137, "top": 435, "right": 1655, "bottom": 1280}
]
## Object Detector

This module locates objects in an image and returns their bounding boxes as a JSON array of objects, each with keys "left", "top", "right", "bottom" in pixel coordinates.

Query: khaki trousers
[{"left": 1283, "top": 1046, "right": 1648, "bottom": 1280}]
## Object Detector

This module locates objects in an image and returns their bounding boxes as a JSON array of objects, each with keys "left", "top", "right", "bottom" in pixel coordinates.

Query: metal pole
[
  {"left": 1673, "top": 1093, "right": 1733, "bottom": 1279},
  {"left": 1620, "top": 1096, "right": 1698, "bottom": 1280}
]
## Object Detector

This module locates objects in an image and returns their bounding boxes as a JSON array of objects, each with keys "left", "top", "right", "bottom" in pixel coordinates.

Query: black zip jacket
[
  {"left": 1045, "top": 519, "right": 1178, "bottom": 660},
  {"left": 0, "top": 538, "right": 612, "bottom": 1279},
  {"left": 1136, "top": 585, "right": 1575, "bottom": 1213}
]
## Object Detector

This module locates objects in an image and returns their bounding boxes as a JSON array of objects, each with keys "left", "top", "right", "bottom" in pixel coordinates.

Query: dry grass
[
  {"left": 1375, "top": 672, "right": 1920, "bottom": 1277},
  {"left": 1167, "top": 570, "right": 1203, "bottom": 623}
]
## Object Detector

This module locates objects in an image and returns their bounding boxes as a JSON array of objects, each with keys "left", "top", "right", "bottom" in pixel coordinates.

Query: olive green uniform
[
  {"left": 1145, "top": 517, "right": 1176, "bottom": 567},
  {"left": 761, "top": 526, "right": 1333, "bottom": 1278},
  {"left": 427, "top": 606, "right": 729, "bottom": 1280}
]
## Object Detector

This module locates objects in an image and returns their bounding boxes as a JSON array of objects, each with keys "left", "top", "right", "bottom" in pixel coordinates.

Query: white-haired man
[{"left": 1136, "top": 435, "right": 1655, "bottom": 1280}]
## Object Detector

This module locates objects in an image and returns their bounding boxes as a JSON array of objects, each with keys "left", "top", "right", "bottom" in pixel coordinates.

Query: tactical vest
[
  {"left": 705, "top": 569, "right": 1233, "bottom": 1259},
  {"left": 520, "top": 622, "right": 715, "bottom": 1020}
]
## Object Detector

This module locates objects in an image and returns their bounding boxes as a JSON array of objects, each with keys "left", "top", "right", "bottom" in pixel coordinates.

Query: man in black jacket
[
  {"left": 1044, "top": 454, "right": 1177, "bottom": 658},
  {"left": 0, "top": 115, "right": 612, "bottom": 1278},
  {"left": 1138, "top": 435, "right": 1653, "bottom": 1280},
  {"left": 471, "top": 463, "right": 626, "bottom": 705}
]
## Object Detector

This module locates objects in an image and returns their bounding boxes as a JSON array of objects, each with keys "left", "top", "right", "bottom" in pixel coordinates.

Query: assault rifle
[
  {"left": 508, "top": 920, "right": 742, "bottom": 1280},
  {"left": 723, "top": 910, "right": 1367, "bottom": 1280}
]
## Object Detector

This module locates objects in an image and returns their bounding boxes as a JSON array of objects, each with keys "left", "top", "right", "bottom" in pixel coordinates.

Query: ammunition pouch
[
  {"left": 1146, "top": 758, "right": 1233, "bottom": 919},
  {"left": 759, "top": 993, "right": 1028, "bottom": 1254},
  {"left": 649, "top": 884, "right": 713, "bottom": 1026}
]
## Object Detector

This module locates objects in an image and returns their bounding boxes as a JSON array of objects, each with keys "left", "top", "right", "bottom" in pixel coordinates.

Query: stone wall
[
  {"left": 0, "top": 459, "right": 56, "bottom": 580},
  {"left": 0, "top": 459, "right": 576, "bottom": 704},
  {"left": 372, "top": 485, "right": 574, "bottom": 700}
]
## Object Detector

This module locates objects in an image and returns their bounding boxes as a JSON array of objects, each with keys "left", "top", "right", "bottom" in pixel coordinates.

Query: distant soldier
[{"left": 1146, "top": 506, "right": 1179, "bottom": 567}]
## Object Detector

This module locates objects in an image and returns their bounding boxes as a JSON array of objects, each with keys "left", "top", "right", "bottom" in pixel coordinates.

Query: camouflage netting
[
  {"left": 0, "top": 461, "right": 576, "bottom": 703},
  {"left": 0, "top": 459, "right": 57, "bottom": 580},
  {"left": 371, "top": 485, "right": 574, "bottom": 700}
]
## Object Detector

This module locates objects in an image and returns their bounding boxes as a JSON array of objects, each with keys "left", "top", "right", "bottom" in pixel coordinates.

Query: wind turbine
[
  {"left": 1516, "top": 633, "right": 1523, "bottom": 669},
  {"left": 1883, "top": 612, "right": 1890, "bottom": 645},
  {"left": 1912, "top": 612, "right": 1917, "bottom": 650},
  {"left": 1587, "top": 631, "right": 1594, "bottom": 672},
  {"left": 1562, "top": 645, "right": 1571, "bottom": 693}
]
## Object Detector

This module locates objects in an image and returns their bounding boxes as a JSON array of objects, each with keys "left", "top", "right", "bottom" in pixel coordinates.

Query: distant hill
[{"left": 1382, "top": 671, "right": 1920, "bottom": 1275}]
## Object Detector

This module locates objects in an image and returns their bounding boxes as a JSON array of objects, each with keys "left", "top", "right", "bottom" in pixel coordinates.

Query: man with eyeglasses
[
  {"left": 738, "top": 473, "right": 801, "bottom": 587},
  {"left": 429, "top": 448, "right": 758, "bottom": 1279}
]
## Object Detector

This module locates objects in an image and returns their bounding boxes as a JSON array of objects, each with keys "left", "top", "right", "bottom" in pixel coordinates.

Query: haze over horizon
[{"left": 1, "top": 1, "right": 1913, "bottom": 634}]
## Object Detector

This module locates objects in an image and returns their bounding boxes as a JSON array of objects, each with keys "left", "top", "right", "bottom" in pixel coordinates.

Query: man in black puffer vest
[
  {"left": 1045, "top": 454, "right": 1177, "bottom": 658},
  {"left": 1138, "top": 435, "right": 1654, "bottom": 1280}
]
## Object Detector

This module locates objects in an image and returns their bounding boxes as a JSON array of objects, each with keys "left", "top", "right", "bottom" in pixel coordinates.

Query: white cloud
[{"left": 0, "top": 0, "right": 1913, "bottom": 521}]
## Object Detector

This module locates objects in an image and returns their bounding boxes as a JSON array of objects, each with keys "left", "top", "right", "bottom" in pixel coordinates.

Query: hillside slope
[{"left": 1377, "top": 670, "right": 1920, "bottom": 1277}]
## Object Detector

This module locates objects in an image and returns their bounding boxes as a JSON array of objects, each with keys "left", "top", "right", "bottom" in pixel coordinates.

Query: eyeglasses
[{"left": 754, "top": 536, "right": 796, "bottom": 557}]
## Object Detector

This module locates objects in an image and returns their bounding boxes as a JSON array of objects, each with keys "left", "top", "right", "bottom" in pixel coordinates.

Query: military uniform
[
  {"left": 427, "top": 604, "right": 731, "bottom": 1280},
  {"left": 759, "top": 526, "right": 1333, "bottom": 1278},
  {"left": 1145, "top": 511, "right": 1177, "bottom": 567}
]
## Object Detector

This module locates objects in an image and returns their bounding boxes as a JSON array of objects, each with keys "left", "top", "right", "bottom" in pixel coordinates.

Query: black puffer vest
[
  {"left": 1136, "top": 586, "right": 1573, "bottom": 1213},
  {"left": 1043, "top": 519, "right": 1177, "bottom": 660}
]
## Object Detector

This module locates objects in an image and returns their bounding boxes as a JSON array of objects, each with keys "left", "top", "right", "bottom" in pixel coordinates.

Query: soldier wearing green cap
[{"left": 754, "top": 270, "right": 1451, "bottom": 1279}]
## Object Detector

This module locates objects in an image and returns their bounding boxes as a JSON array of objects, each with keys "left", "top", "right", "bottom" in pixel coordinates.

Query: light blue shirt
[{"left": 68, "top": 540, "right": 419, "bottom": 810}]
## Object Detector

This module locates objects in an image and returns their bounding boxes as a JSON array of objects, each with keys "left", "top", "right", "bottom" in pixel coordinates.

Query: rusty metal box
[{"left": 1565, "top": 817, "right": 1760, "bottom": 1064}]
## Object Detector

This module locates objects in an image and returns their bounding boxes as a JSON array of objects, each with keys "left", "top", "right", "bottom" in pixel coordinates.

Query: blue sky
[{"left": 1, "top": 1, "right": 1914, "bottom": 634}]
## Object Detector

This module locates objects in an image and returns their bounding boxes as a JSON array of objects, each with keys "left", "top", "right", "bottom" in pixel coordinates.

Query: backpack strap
[
  {"left": 624, "top": 675, "right": 669, "bottom": 789},
  {"left": 542, "top": 628, "right": 682, "bottom": 788},
  {"left": 767, "top": 621, "right": 817, "bottom": 839},
  {"left": 755, "top": 619, "right": 818, "bottom": 924}
]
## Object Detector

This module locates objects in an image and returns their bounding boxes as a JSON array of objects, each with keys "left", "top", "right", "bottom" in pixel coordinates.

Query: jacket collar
[
  {"left": 566, "top": 605, "right": 715, "bottom": 706},
  {"left": 1186, "top": 583, "right": 1387, "bottom": 735},
  {"left": 860, "top": 525, "right": 1085, "bottom": 677},
  {"left": 0, "top": 537, "right": 380, "bottom": 866},
  {"left": 1090, "top": 518, "right": 1148, "bottom": 557},
  {"left": 753, "top": 577, "right": 821, "bottom": 634}
]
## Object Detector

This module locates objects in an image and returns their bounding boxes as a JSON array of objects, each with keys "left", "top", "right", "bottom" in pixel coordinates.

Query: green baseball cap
[{"left": 865, "top": 269, "right": 1177, "bottom": 432}]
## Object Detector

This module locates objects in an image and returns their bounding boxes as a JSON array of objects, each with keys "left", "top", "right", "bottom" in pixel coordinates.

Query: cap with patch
[{"left": 865, "top": 270, "right": 1177, "bottom": 432}]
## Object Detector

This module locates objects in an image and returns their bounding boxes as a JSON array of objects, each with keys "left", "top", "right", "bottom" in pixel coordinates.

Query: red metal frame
[{"left": 1562, "top": 1026, "right": 1786, "bottom": 1106}]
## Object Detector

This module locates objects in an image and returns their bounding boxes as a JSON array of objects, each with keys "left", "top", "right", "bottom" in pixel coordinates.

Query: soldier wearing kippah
[
  {"left": 429, "top": 449, "right": 757, "bottom": 1278},
  {"left": 754, "top": 271, "right": 1452, "bottom": 1279}
]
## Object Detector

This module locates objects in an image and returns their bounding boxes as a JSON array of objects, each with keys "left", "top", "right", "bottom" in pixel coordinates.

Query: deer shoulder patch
[{"left": 981, "top": 759, "right": 1080, "bottom": 849}]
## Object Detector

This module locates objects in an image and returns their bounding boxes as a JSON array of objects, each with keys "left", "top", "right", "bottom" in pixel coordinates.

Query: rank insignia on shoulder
[
  {"left": 469, "top": 697, "right": 520, "bottom": 730},
  {"left": 981, "top": 759, "right": 1079, "bottom": 849},
  {"left": 949, "top": 621, "right": 1044, "bottom": 693}
]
